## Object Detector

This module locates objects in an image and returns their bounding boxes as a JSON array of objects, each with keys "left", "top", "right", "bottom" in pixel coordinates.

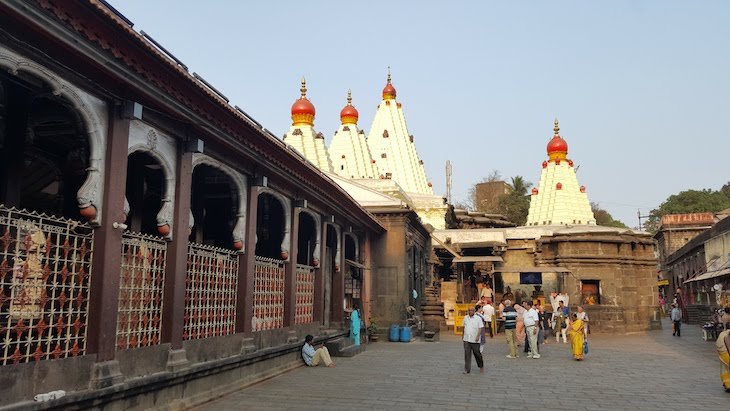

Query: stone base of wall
[
  {"left": 584, "top": 305, "right": 658, "bottom": 334},
  {"left": 1, "top": 330, "right": 345, "bottom": 410}
]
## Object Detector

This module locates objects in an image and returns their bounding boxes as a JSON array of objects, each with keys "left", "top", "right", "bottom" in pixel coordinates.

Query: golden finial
[
  {"left": 347, "top": 89, "right": 352, "bottom": 105},
  {"left": 387, "top": 66, "right": 391, "bottom": 84},
  {"left": 300, "top": 77, "right": 307, "bottom": 98},
  {"left": 553, "top": 118, "right": 560, "bottom": 135}
]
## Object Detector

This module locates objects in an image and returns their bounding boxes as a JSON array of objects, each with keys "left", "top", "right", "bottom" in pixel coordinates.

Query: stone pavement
[{"left": 195, "top": 319, "right": 728, "bottom": 411}]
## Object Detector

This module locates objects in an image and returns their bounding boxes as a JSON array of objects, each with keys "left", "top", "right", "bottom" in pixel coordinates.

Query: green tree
[
  {"left": 645, "top": 187, "right": 730, "bottom": 232},
  {"left": 497, "top": 176, "right": 532, "bottom": 225},
  {"left": 591, "top": 202, "right": 628, "bottom": 228}
]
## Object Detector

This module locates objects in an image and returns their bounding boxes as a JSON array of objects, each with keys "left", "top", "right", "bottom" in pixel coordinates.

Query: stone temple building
[
  {"left": 280, "top": 72, "right": 448, "bottom": 230},
  {"left": 434, "top": 120, "right": 659, "bottom": 334},
  {"left": 279, "top": 76, "right": 436, "bottom": 329}
]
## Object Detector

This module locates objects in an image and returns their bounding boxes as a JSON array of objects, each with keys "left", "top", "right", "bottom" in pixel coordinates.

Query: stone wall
[
  {"left": 370, "top": 211, "right": 430, "bottom": 328},
  {"left": 537, "top": 231, "right": 658, "bottom": 333}
]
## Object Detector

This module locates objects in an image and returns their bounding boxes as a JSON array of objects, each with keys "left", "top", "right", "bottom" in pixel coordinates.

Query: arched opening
[
  {"left": 0, "top": 72, "right": 89, "bottom": 220},
  {"left": 125, "top": 151, "right": 165, "bottom": 236},
  {"left": 344, "top": 234, "right": 361, "bottom": 312},
  {"left": 297, "top": 212, "right": 316, "bottom": 265},
  {"left": 0, "top": 70, "right": 96, "bottom": 364},
  {"left": 190, "top": 164, "right": 237, "bottom": 248},
  {"left": 255, "top": 193, "right": 285, "bottom": 259},
  {"left": 323, "top": 224, "right": 339, "bottom": 326}
]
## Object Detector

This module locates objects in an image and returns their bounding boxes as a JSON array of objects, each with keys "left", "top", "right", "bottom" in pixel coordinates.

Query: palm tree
[{"left": 509, "top": 176, "right": 531, "bottom": 196}]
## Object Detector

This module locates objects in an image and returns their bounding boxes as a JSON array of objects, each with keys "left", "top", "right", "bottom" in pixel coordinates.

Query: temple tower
[
  {"left": 328, "top": 90, "right": 379, "bottom": 179},
  {"left": 526, "top": 119, "right": 596, "bottom": 226},
  {"left": 366, "top": 71, "right": 432, "bottom": 194},
  {"left": 283, "top": 78, "right": 333, "bottom": 172}
]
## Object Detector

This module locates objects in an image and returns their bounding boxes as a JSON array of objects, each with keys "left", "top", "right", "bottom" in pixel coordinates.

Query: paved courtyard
[{"left": 196, "top": 319, "right": 728, "bottom": 411}]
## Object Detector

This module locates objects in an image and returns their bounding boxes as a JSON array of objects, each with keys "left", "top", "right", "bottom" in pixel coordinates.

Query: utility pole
[
  {"left": 445, "top": 160, "right": 452, "bottom": 204},
  {"left": 637, "top": 209, "right": 651, "bottom": 231}
]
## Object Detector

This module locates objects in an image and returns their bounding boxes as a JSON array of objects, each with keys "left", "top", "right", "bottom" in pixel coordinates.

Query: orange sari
[
  {"left": 716, "top": 329, "right": 730, "bottom": 391},
  {"left": 569, "top": 319, "right": 585, "bottom": 360}
]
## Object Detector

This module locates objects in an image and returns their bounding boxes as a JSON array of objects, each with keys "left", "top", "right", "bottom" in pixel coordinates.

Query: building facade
[{"left": 0, "top": 1, "right": 384, "bottom": 408}]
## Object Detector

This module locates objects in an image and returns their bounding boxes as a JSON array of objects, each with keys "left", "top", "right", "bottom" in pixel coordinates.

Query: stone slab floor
[{"left": 195, "top": 319, "right": 728, "bottom": 411}]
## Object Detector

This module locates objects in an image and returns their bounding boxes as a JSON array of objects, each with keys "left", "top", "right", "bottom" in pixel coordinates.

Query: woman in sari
[
  {"left": 717, "top": 325, "right": 730, "bottom": 392},
  {"left": 514, "top": 302, "right": 526, "bottom": 346},
  {"left": 568, "top": 313, "right": 585, "bottom": 361}
]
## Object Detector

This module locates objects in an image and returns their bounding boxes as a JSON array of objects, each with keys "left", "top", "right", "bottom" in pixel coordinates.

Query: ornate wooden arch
[
  {"left": 257, "top": 187, "right": 292, "bottom": 260},
  {"left": 192, "top": 153, "right": 248, "bottom": 251},
  {"left": 0, "top": 45, "right": 107, "bottom": 224}
]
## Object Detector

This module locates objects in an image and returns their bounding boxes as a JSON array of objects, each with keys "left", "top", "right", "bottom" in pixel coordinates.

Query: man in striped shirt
[{"left": 502, "top": 300, "right": 519, "bottom": 359}]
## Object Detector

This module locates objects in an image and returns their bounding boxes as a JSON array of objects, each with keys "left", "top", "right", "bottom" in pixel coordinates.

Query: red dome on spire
[
  {"left": 340, "top": 90, "right": 359, "bottom": 124},
  {"left": 547, "top": 119, "right": 568, "bottom": 161},
  {"left": 382, "top": 70, "right": 397, "bottom": 100},
  {"left": 291, "top": 78, "right": 315, "bottom": 126},
  {"left": 291, "top": 99, "right": 315, "bottom": 117}
]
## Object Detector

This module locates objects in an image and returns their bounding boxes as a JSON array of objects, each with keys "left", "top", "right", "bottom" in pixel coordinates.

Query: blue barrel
[
  {"left": 389, "top": 325, "right": 400, "bottom": 342},
  {"left": 399, "top": 326, "right": 411, "bottom": 342}
]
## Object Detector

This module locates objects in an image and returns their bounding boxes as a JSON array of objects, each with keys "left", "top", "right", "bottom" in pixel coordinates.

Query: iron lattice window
[
  {"left": 116, "top": 232, "right": 166, "bottom": 350},
  {"left": 0, "top": 205, "right": 93, "bottom": 365},
  {"left": 253, "top": 256, "right": 285, "bottom": 331},
  {"left": 184, "top": 243, "right": 239, "bottom": 340},
  {"left": 294, "top": 264, "right": 315, "bottom": 324}
]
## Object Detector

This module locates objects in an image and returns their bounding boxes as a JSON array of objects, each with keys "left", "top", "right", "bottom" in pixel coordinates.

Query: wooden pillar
[
  {"left": 160, "top": 146, "right": 193, "bottom": 349},
  {"left": 361, "top": 231, "right": 372, "bottom": 325},
  {"left": 313, "top": 219, "right": 326, "bottom": 324},
  {"left": 331, "top": 225, "right": 345, "bottom": 325},
  {"left": 86, "top": 102, "right": 133, "bottom": 361},
  {"left": 237, "top": 185, "right": 259, "bottom": 334},
  {"left": 284, "top": 207, "right": 300, "bottom": 326}
]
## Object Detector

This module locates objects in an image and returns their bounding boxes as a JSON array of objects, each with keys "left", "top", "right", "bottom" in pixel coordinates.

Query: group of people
[{"left": 461, "top": 297, "right": 590, "bottom": 373}]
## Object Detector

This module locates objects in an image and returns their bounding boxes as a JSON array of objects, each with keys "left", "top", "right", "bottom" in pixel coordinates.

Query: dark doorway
[
  {"left": 297, "top": 212, "right": 316, "bottom": 265},
  {"left": 125, "top": 151, "right": 164, "bottom": 235},
  {"left": 255, "top": 193, "right": 285, "bottom": 259},
  {"left": 190, "top": 165, "right": 237, "bottom": 248}
]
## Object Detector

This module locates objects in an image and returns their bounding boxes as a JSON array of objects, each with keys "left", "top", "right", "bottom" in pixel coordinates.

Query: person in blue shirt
[
  {"left": 351, "top": 304, "right": 361, "bottom": 346},
  {"left": 301, "top": 335, "right": 335, "bottom": 367},
  {"left": 502, "top": 300, "right": 519, "bottom": 359}
]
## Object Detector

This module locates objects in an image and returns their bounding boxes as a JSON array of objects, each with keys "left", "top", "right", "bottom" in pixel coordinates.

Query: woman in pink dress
[{"left": 514, "top": 302, "right": 526, "bottom": 345}]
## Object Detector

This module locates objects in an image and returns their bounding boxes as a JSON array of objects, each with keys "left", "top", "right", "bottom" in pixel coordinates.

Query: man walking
[
  {"left": 671, "top": 303, "right": 682, "bottom": 337},
  {"left": 482, "top": 299, "right": 495, "bottom": 338},
  {"left": 502, "top": 300, "right": 519, "bottom": 359},
  {"left": 462, "top": 306, "right": 485, "bottom": 374},
  {"left": 523, "top": 301, "right": 540, "bottom": 359}
]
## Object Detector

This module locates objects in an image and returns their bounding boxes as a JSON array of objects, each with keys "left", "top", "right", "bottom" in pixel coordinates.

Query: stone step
[{"left": 324, "top": 337, "right": 365, "bottom": 357}]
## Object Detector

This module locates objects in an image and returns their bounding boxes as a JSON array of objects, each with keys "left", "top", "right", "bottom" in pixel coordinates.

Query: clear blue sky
[{"left": 112, "top": 0, "right": 730, "bottom": 228}]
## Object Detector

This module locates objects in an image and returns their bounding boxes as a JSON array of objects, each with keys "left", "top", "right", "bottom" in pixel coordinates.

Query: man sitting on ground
[{"left": 302, "top": 334, "right": 336, "bottom": 367}]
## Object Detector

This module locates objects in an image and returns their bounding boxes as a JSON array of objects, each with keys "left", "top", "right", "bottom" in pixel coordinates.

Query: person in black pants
[{"left": 671, "top": 303, "right": 682, "bottom": 337}]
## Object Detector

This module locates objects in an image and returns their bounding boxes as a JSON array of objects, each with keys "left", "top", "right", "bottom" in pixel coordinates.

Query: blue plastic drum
[
  {"left": 389, "top": 325, "right": 400, "bottom": 342},
  {"left": 399, "top": 326, "right": 411, "bottom": 342}
]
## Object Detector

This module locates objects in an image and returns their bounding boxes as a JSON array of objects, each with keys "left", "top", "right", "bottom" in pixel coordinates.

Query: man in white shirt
[
  {"left": 462, "top": 306, "right": 485, "bottom": 374},
  {"left": 523, "top": 301, "right": 541, "bottom": 359},
  {"left": 301, "top": 334, "right": 335, "bottom": 367},
  {"left": 481, "top": 299, "right": 495, "bottom": 338}
]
